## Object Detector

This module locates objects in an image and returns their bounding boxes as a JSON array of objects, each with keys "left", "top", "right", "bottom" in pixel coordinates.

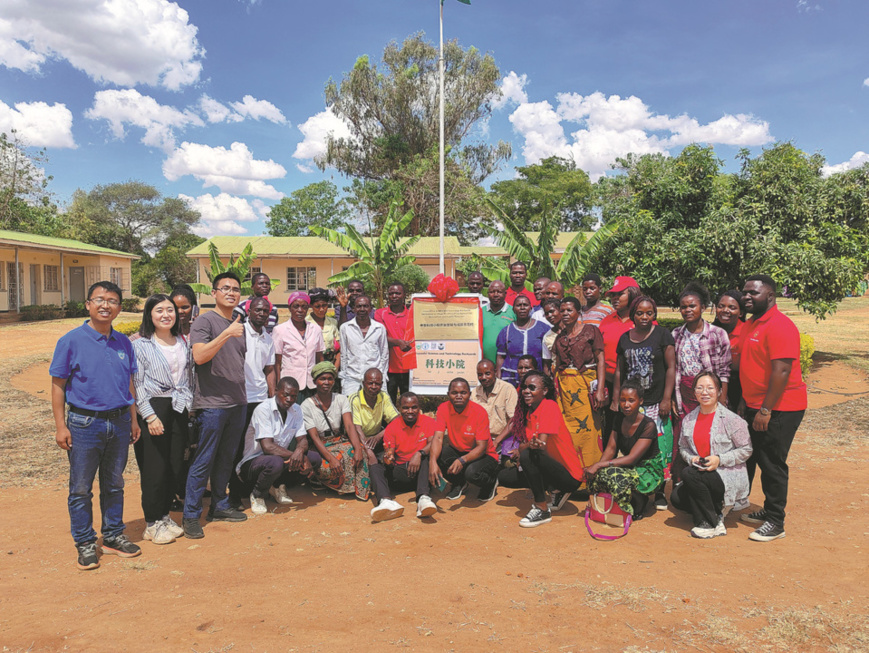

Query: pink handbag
[{"left": 584, "top": 493, "right": 632, "bottom": 540}]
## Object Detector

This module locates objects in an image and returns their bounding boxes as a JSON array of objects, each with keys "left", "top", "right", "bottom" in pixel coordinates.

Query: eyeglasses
[
  {"left": 88, "top": 298, "right": 120, "bottom": 307},
  {"left": 216, "top": 286, "right": 241, "bottom": 294},
  {"left": 694, "top": 386, "right": 718, "bottom": 395}
]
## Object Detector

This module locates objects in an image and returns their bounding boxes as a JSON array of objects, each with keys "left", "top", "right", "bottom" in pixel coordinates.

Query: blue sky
[{"left": 1, "top": 0, "right": 867, "bottom": 237}]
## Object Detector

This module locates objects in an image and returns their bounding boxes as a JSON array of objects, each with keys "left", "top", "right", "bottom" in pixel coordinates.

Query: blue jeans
[
  {"left": 66, "top": 410, "right": 132, "bottom": 546},
  {"left": 184, "top": 405, "right": 246, "bottom": 519}
]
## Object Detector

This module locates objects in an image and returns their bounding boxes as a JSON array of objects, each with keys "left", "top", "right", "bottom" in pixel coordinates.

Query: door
[
  {"left": 69, "top": 267, "right": 85, "bottom": 302},
  {"left": 7, "top": 262, "right": 20, "bottom": 310},
  {"left": 29, "top": 264, "right": 40, "bottom": 305}
]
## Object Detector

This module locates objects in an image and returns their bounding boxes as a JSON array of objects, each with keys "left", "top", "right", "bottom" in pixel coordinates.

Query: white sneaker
[
  {"left": 269, "top": 484, "right": 294, "bottom": 505},
  {"left": 161, "top": 515, "right": 184, "bottom": 538},
  {"left": 416, "top": 495, "right": 437, "bottom": 518},
  {"left": 250, "top": 493, "right": 268, "bottom": 515},
  {"left": 690, "top": 522, "right": 717, "bottom": 539},
  {"left": 371, "top": 498, "right": 404, "bottom": 522},
  {"left": 713, "top": 518, "right": 727, "bottom": 538},
  {"left": 143, "top": 521, "right": 176, "bottom": 545}
]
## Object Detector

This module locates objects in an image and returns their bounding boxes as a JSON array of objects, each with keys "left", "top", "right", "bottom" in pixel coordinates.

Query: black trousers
[
  {"left": 496, "top": 455, "right": 528, "bottom": 489},
  {"left": 680, "top": 465, "right": 725, "bottom": 527},
  {"left": 228, "top": 402, "right": 261, "bottom": 501},
  {"left": 237, "top": 453, "right": 317, "bottom": 498},
  {"left": 134, "top": 397, "right": 189, "bottom": 523},
  {"left": 370, "top": 458, "right": 432, "bottom": 501},
  {"left": 387, "top": 372, "right": 410, "bottom": 404},
  {"left": 519, "top": 448, "right": 581, "bottom": 504},
  {"left": 436, "top": 443, "right": 498, "bottom": 487},
  {"left": 745, "top": 409, "right": 804, "bottom": 526}
]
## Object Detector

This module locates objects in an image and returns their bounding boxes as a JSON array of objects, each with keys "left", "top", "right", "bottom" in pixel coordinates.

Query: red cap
[{"left": 608, "top": 276, "right": 640, "bottom": 293}]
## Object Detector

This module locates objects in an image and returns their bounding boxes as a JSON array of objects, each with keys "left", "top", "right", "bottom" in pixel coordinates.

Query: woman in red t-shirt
[
  {"left": 677, "top": 371, "right": 752, "bottom": 540},
  {"left": 505, "top": 372, "right": 585, "bottom": 528},
  {"left": 712, "top": 290, "right": 745, "bottom": 409}
]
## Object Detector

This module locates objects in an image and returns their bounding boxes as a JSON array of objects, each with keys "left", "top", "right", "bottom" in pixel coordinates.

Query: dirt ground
[{"left": 1, "top": 303, "right": 868, "bottom": 652}]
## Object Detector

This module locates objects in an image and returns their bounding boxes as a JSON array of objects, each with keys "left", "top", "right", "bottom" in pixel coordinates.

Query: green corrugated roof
[
  {"left": 188, "top": 235, "right": 466, "bottom": 258},
  {"left": 0, "top": 229, "right": 139, "bottom": 258}
]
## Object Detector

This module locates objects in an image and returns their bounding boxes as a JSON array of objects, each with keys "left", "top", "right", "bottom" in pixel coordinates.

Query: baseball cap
[{"left": 608, "top": 276, "right": 640, "bottom": 293}]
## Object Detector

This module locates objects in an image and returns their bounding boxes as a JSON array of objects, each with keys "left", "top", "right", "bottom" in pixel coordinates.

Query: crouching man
[
  {"left": 235, "top": 377, "right": 320, "bottom": 514},
  {"left": 430, "top": 378, "right": 499, "bottom": 502},
  {"left": 369, "top": 392, "right": 439, "bottom": 521}
]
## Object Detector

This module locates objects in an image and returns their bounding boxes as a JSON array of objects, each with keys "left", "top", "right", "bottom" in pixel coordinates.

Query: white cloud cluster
[
  {"left": 85, "top": 89, "right": 203, "bottom": 152},
  {"left": 180, "top": 192, "right": 267, "bottom": 236},
  {"left": 0, "top": 99, "right": 75, "bottom": 148},
  {"left": 821, "top": 151, "right": 869, "bottom": 177},
  {"left": 293, "top": 109, "right": 352, "bottom": 162},
  {"left": 230, "top": 95, "right": 287, "bottom": 124},
  {"left": 0, "top": 0, "right": 204, "bottom": 90},
  {"left": 864, "top": 78, "right": 869, "bottom": 88},
  {"left": 492, "top": 71, "right": 528, "bottom": 110},
  {"left": 163, "top": 141, "right": 286, "bottom": 200},
  {"left": 509, "top": 90, "right": 773, "bottom": 179}
]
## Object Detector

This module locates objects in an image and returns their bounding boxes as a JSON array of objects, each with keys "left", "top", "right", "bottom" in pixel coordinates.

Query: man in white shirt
[
  {"left": 339, "top": 295, "right": 389, "bottom": 396},
  {"left": 229, "top": 297, "right": 276, "bottom": 509},
  {"left": 235, "top": 377, "right": 315, "bottom": 514}
]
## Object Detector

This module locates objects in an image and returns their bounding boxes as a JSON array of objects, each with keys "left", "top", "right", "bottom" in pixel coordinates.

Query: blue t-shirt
[{"left": 49, "top": 321, "right": 137, "bottom": 411}]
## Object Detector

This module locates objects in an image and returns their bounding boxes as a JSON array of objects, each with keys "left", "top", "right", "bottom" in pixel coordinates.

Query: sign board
[{"left": 409, "top": 293, "right": 483, "bottom": 395}]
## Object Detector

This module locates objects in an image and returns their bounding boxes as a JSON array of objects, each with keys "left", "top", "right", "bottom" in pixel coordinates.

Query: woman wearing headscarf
[
  {"left": 301, "top": 361, "right": 370, "bottom": 499},
  {"left": 272, "top": 291, "right": 324, "bottom": 404}
]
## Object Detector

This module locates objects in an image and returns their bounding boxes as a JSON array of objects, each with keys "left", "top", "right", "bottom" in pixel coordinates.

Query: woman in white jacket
[{"left": 678, "top": 370, "right": 752, "bottom": 539}]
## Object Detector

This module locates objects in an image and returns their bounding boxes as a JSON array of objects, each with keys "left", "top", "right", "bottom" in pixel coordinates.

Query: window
[
  {"left": 286, "top": 267, "right": 316, "bottom": 291},
  {"left": 245, "top": 266, "right": 261, "bottom": 282},
  {"left": 110, "top": 267, "right": 123, "bottom": 287},
  {"left": 44, "top": 265, "right": 59, "bottom": 292}
]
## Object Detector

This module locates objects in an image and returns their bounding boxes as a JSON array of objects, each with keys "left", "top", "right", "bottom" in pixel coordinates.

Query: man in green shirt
[{"left": 481, "top": 280, "right": 515, "bottom": 363}]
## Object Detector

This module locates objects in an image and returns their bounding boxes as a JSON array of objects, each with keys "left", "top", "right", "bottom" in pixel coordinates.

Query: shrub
[
  {"left": 388, "top": 264, "right": 431, "bottom": 297},
  {"left": 121, "top": 298, "right": 141, "bottom": 313},
  {"left": 113, "top": 321, "right": 142, "bottom": 336},
  {"left": 64, "top": 301, "right": 88, "bottom": 318},
  {"left": 800, "top": 333, "right": 815, "bottom": 380},
  {"left": 19, "top": 304, "right": 65, "bottom": 321},
  {"left": 656, "top": 317, "right": 683, "bottom": 331}
]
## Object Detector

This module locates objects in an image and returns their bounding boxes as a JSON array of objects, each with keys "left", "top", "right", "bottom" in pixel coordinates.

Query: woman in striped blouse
[{"left": 132, "top": 294, "right": 193, "bottom": 546}]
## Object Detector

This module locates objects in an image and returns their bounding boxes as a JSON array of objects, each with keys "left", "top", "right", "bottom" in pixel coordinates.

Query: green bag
[{"left": 657, "top": 417, "right": 674, "bottom": 480}]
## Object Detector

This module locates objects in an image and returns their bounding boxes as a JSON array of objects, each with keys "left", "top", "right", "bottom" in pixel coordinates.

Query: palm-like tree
[
  {"left": 190, "top": 242, "right": 277, "bottom": 296},
  {"left": 480, "top": 198, "right": 618, "bottom": 288},
  {"left": 311, "top": 202, "right": 420, "bottom": 307}
]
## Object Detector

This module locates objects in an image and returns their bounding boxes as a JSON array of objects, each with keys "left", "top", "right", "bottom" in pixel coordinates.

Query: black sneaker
[
  {"left": 748, "top": 521, "right": 786, "bottom": 542},
  {"left": 477, "top": 478, "right": 499, "bottom": 502},
  {"left": 548, "top": 491, "right": 571, "bottom": 512},
  {"left": 519, "top": 506, "right": 552, "bottom": 528},
  {"left": 207, "top": 508, "right": 248, "bottom": 522},
  {"left": 654, "top": 491, "right": 668, "bottom": 511},
  {"left": 740, "top": 509, "right": 768, "bottom": 525},
  {"left": 101, "top": 534, "right": 141, "bottom": 558},
  {"left": 228, "top": 495, "right": 245, "bottom": 513},
  {"left": 446, "top": 482, "right": 468, "bottom": 501},
  {"left": 76, "top": 542, "right": 100, "bottom": 570},
  {"left": 183, "top": 518, "right": 204, "bottom": 539}
]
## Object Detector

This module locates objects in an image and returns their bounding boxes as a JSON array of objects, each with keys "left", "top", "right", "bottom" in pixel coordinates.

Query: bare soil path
[{"left": 1, "top": 304, "right": 868, "bottom": 652}]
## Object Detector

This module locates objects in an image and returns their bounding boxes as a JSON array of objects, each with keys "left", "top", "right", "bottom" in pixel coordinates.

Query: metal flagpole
[{"left": 438, "top": 0, "right": 445, "bottom": 275}]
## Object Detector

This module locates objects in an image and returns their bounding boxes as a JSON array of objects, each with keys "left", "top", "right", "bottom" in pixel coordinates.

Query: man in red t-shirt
[
  {"left": 374, "top": 282, "right": 412, "bottom": 402},
  {"left": 430, "top": 378, "right": 499, "bottom": 502},
  {"left": 505, "top": 261, "right": 538, "bottom": 307},
  {"left": 372, "top": 392, "right": 438, "bottom": 518},
  {"left": 738, "top": 274, "right": 807, "bottom": 543}
]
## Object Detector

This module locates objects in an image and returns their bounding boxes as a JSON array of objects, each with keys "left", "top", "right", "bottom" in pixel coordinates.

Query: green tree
[
  {"left": 482, "top": 199, "right": 618, "bottom": 289},
  {"left": 189, "top": 241, "right": 277, "bottom": 297},
  {"left": 266, "top": 181, "right": 352, "bottom": 237},
  {"left": 488, "top": 156, "right": 595, "bottom": 232},
  {"left": 132, "top": 231, "right": 205, "bottom": 296},
  {"left": 311, "top": 202, "right": 420, "bottom": 307},
  {"left": 0, "top": 130, "right": 63, "bottom": 236},
  {"left": 320, "top": 33, "right": 510, "bottom": 235}
]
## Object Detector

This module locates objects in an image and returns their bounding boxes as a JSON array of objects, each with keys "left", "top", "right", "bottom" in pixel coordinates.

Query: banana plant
[
  {"left": 311, "top": 202, "right": 420, "bottom": 307},
  {"left": 481, "top": 197, "right": 619, "bottom": 288},
  {"left": 190, "top": 241, "right": 278, "bottom": 296}
]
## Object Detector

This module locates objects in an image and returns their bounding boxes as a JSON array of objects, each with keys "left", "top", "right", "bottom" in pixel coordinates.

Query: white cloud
[
  {"left": 164, "top": 141, "right": 286, "bottom": 200},
  {"left": 181, "top": 192, "right": 265, "bottom": 236},
  {"left": 492, "top": 71, "right": 528, "bottom": 110},
  {"left": 293, "top": 108, "right": 352, "bottom": 161},
  {"left": 509, "top": 89, "right": 773, "bottom": 179},
  {"left": 821, "top": 151, "right": 869, "bottom": 177},
  {"left": 0, "top": 0, "right": 204, "bottom": 90},
  {"left": 85, "top": 89, "right": 203, "bottom": 152},
  {"left": 230, "top": 95, "right": 287, "bottom": 124},
  {"left": 0, "top": 99, "right": 75, "bottom": 148},
  {"left": 296, "top": 163, "right": 314, "bottom": 173},
  {"left": 864, "top": 78, "right": 869, "bottom": 88},
  {"left": 199, "top": 95, "right": 243, "bottom": 124}
]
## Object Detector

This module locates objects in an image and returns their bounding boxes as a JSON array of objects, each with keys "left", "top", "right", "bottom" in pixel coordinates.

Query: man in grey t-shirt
[{"left": 183, "top": 272, "right": 249, "bottom": 539}]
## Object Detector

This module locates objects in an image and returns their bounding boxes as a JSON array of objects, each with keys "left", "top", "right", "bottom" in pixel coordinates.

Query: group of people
[{"left": 51, "top": 264, "right": 807, "bottom": 570}]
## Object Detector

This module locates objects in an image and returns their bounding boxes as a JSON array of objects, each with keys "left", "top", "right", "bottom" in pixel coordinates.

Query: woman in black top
[{"left": 584, "top": 380, "right": 665, "bottom": 518}]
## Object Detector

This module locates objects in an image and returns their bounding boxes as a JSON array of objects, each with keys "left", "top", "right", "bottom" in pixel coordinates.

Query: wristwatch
[{"left": 759, "top": 407, "right": 771, "bottom": 416}]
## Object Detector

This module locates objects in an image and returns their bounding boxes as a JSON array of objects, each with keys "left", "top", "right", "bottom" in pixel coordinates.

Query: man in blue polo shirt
[{"left": 51, "top": 280, "right": 142, "bottom": 570}]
